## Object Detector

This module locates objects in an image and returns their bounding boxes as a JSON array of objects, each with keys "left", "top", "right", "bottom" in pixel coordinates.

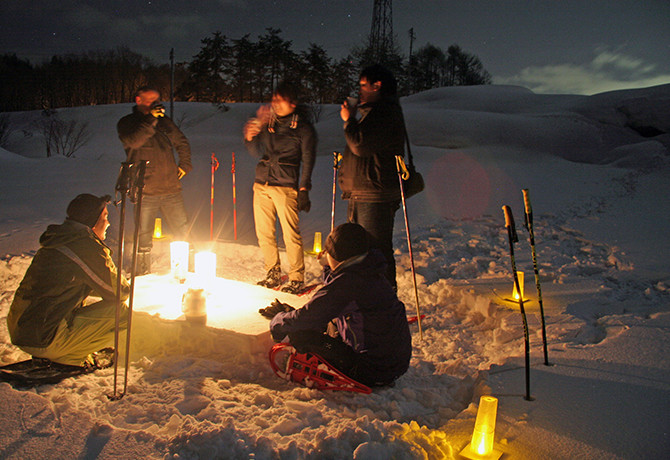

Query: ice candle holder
[
  {"left": 460, "top": 395, "right": 502, "bottom": 459},
  {"left": 195, "top": 251, "right": 216, "bottom": 281},
  {"left": 153, "top": 218, "right": 163, "bottom": 239},
  {"left": 170, "top": 241, "right": 189, "bottom": 282}
]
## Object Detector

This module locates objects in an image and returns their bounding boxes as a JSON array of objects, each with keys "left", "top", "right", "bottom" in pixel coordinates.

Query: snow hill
[{"left": 0, "top": 84, "right": 669, "bottom": 459}]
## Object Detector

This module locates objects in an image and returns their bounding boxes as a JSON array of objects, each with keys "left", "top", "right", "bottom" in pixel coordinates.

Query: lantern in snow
[
  {"left": 195, "top": 251, "right": 216, "bottom": 280},
  {"left": 170, "top": 241, "right": 189, "bottom": 282},
  {"left": 460, "top": 395, "right": 502, "bottom": 459},
  {"left": 153, "top": 218, "right": 163, "bottom": 239},
  {"left": 182, "top": 287, "right": 207, "bottom": 325},
  {"left": 513, "top": 271, "right": 525, "bottom": 301},
  {"left": 313, "top": 232, "right": 322, "bottom": 254}
]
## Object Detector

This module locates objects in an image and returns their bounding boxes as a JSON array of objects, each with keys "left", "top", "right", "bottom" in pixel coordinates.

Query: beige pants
[{"left": 253, "top": 183, "right": 304, "bottom": 282}]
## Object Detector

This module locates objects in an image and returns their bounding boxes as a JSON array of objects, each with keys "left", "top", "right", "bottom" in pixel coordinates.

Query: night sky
[{"left": 1, "top": 0, "right": 669, "bottom": 94}]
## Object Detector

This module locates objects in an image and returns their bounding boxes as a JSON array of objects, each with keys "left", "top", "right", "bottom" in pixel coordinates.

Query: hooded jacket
[
  {"left": 270, "top": 249, "right": 412, "bottom": 384},
  {"left": 7, "top": 219, "right": 130, "bottom": 348},
  {"left": 338, "top": 98, "right": 405, "bottom": 202},
  {"left": 117, "top": 107, "right": 193, "bottom": 196},
  {"left": 245, "top": 108, "right": 317, "bottom": 191}
]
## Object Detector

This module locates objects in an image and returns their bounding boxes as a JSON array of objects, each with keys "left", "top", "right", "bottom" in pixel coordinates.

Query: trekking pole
[
  {"left": 119, "top": 160, "right": 148, "bottom": 398},
  {"left": 396, "top": 155, "right": 423, "bottom": 340},
  {"left": 231, "top": 151, "right": 237, "bottom": 240},
  {"left": 331, "top": 151, "right": 341, "bottom": 233},
  {"left": 502, "top": 205, "right": 532, "bottom": 401},
  {"left": 111, "top": 162, "right": 130, "bottom": 400},
  {"left": 522, "top": 189, "right": 550, "bottom": 366},
  {"left": 210, "top": 152, "right": 219, "bottom": 241}
]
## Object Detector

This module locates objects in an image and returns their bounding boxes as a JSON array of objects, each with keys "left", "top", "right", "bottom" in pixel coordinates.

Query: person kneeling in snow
[
  {"left": 7, "top": 194, "right": 130, "bottom": 369},
  {"left": 261, "top": 223, "right": 412, "bottom": 387}
]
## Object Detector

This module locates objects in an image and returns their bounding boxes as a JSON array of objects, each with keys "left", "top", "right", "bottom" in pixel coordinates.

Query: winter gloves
[
  {"left": 259, "top": 299, "right": 295, "bottom": 319},
  {"left": 297, "top": 190, "right": 311, "bottom": 212}
]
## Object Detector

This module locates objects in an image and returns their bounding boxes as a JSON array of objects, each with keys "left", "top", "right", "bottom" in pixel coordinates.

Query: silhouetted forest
[{"left": 0, "top": 29, "right": 491, "bottom": 112}]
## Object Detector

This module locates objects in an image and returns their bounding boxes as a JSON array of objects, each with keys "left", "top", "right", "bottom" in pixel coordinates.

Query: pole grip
[
  {"left": 502, "top": 205, "right": 519, "bottom": 243},
  {"left": 522, "top": 189, "right": 532, "bottom": 215},
  {"left": 502, "top": 205, "right": 513, "bottom": 228}
]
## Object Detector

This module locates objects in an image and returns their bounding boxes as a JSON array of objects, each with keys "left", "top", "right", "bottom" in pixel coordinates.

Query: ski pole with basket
[
  {"left": 502, "top": 204, "right": 533, "bottom": 401},
  {"left": 395, "top": 155, "right": 423, "bottom": 341},
  {"left": 110, "top": 160, "right": 148, "bottom": 401},
  {"left": 522, "top": 189, "right": 550, "bottom": 366}
]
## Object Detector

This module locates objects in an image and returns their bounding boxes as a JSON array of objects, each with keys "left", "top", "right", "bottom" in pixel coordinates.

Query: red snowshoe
[{"left": 269, "top": 343, "right": 371, "bottom": 394}]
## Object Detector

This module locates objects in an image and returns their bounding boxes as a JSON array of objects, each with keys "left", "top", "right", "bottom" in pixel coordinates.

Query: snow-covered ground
[{"left": 1, "top": 84, "right": 669, "bottom": 459}]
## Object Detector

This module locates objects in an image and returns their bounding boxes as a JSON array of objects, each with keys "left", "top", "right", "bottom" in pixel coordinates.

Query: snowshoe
[
  {"left": 269, "top": 343, "right": 371, "bottom": 394},
  {"left": 0, "top": 358, "right": 93, "bottom": 386}
]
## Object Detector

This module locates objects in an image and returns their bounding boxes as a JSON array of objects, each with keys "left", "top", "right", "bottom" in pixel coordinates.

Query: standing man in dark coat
[
  {"left": 7, "top": 194, "right": 130, "bottom": 367},
  {"left": 244, "top": 81, "right": 317, "bottom": 294},
  {"left": 338, "top": 64, "right": 405, "bottom": 290},
  {"left": 117, "top": 86, "right": 193, "bottom": 275},
  {"left": 263, "top": 223, "right": 412, "bottom": 387}
]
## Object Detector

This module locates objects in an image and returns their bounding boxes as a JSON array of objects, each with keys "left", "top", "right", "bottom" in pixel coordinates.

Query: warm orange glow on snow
[{"left": 132, "top": 273, "right": 310, "bottom": 335}]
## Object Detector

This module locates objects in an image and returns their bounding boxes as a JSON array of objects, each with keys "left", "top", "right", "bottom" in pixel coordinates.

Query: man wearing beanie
[
  {"left": 263, "top": 223, "right": 412, "bottom": 387},
  {"left": 7, "top": 194, "right": 130, "bottom": 368}
]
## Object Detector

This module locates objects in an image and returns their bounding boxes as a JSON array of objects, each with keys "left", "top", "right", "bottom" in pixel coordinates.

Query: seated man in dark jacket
[
  {"left": 7, "top": 194, "right": 130, "bottom": 368},
  {"left": 264, "top": 223, "right": 412, "bottom": 387}
]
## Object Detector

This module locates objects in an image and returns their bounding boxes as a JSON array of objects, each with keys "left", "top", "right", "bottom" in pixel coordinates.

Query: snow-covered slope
[{"left": 0, "top": 84, "right": 668, "bottom": 459}]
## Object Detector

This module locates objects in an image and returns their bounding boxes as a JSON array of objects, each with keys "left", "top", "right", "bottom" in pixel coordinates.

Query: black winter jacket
[
  {"left": 338, "top": 98, "right": 405, "bottom": 202},
  {"left": 270, "top": 249, "right": 412, "bottom": 385},
  {"left": 245, "top": 109, "right": 317, "bottom": 191},
  {"left": 117, "top": 107, "right": 193, "bottom": 196},
  {"left": 7, "top": 220, "right": 130, "bottom": 348}
]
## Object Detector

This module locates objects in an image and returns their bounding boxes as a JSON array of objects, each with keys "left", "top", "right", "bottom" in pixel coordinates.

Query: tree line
[{"left": 0, "top": 29, "right": 491, "bottom": 112}]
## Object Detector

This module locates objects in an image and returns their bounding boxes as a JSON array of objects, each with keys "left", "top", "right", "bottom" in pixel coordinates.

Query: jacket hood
[
  {"left": 39, "top": 219, "right": 99, "bottom": 249},
  {"left": 333, "top": 248, "right": 387, "bottom": 278}
]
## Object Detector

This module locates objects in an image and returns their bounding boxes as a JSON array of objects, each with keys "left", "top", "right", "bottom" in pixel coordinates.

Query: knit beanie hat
[
  {"left": 324, "top": 223, "right": 370, "bottom": 261},
  {"left": 66, "top": 194, "right": 111, "bottom": 228}
]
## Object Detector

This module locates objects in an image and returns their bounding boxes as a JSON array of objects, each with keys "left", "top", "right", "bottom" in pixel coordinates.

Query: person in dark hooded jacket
[
  {"left": 263, "top": 223, "right": 411, "bottom": 387},
  {"left": 244, "top": 81, "right": 317, "bottom": 294},
  {"left": 7, "top": 194, "right": 130, "bottom": 367}
]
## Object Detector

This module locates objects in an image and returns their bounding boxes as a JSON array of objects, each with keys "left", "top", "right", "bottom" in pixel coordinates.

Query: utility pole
[
  {"left": 408, "top": 27, "right": 416, "bottom": 94},
  {"left": 169, "top": 48, "right": 175, "bottom": 119},
  {"left": 369, "top": 0, "right": 394, "bottom": 64}
]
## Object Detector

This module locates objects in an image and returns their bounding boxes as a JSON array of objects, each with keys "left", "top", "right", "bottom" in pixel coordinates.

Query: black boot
[{"left": 257, "top": 266, "right": 283, "bottom": 289}]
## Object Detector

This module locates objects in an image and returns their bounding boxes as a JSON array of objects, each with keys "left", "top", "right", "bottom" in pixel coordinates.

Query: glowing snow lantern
[
  {"left": 153, "top": 218, "right": 163, "bottom": 239},
  {"left": 182, "top": 287, "right": 207, "bottom": 325},
  {"left": 460, "top": 396, "right": 502, "bottom": 459},
  {"left": 513, "top": 271, "right": 525, "bottom": 301},
  {"left": 170, "top": 241, "right": 189, "bottom": 282},
  {"left": 313, "top": 232, "right": 322, "bottom": 254},
  {"left": 195, "top": 251, "right": 217, "bottom": 280}
]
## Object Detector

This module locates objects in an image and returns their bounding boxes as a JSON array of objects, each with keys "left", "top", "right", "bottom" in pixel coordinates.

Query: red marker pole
[
  {"left": 231, "top": 152, "right": 237, "bottom": 240},
  {"left": 210, "top": 153, "right": 219, "bottom": 241}
]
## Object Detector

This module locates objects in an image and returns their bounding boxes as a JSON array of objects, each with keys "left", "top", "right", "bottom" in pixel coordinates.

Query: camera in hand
[{"left": 150, "top": 102, "right": 166, "bottom": 118}]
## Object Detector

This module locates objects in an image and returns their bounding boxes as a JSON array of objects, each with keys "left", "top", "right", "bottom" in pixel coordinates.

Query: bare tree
[{"left": 34, "top": 111, "right": 91, "bottom": 157}]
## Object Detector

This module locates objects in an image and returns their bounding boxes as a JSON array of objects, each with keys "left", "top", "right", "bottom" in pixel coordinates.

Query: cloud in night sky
[
  {"left": 498, "top": 48, "right": 670, "bottom": 95},
  {"left": 1, "top": 1, "right": 669, "bottom": 96}
]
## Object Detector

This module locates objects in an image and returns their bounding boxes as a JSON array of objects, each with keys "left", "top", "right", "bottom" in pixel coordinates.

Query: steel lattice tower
[{"left": 369, "top": 0, "right": 394, "bottom": 62}]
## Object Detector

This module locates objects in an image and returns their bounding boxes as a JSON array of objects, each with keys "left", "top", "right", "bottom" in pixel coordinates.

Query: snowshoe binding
[{"left": 269, "top": 343, "right": 371, "bottom": 394}]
